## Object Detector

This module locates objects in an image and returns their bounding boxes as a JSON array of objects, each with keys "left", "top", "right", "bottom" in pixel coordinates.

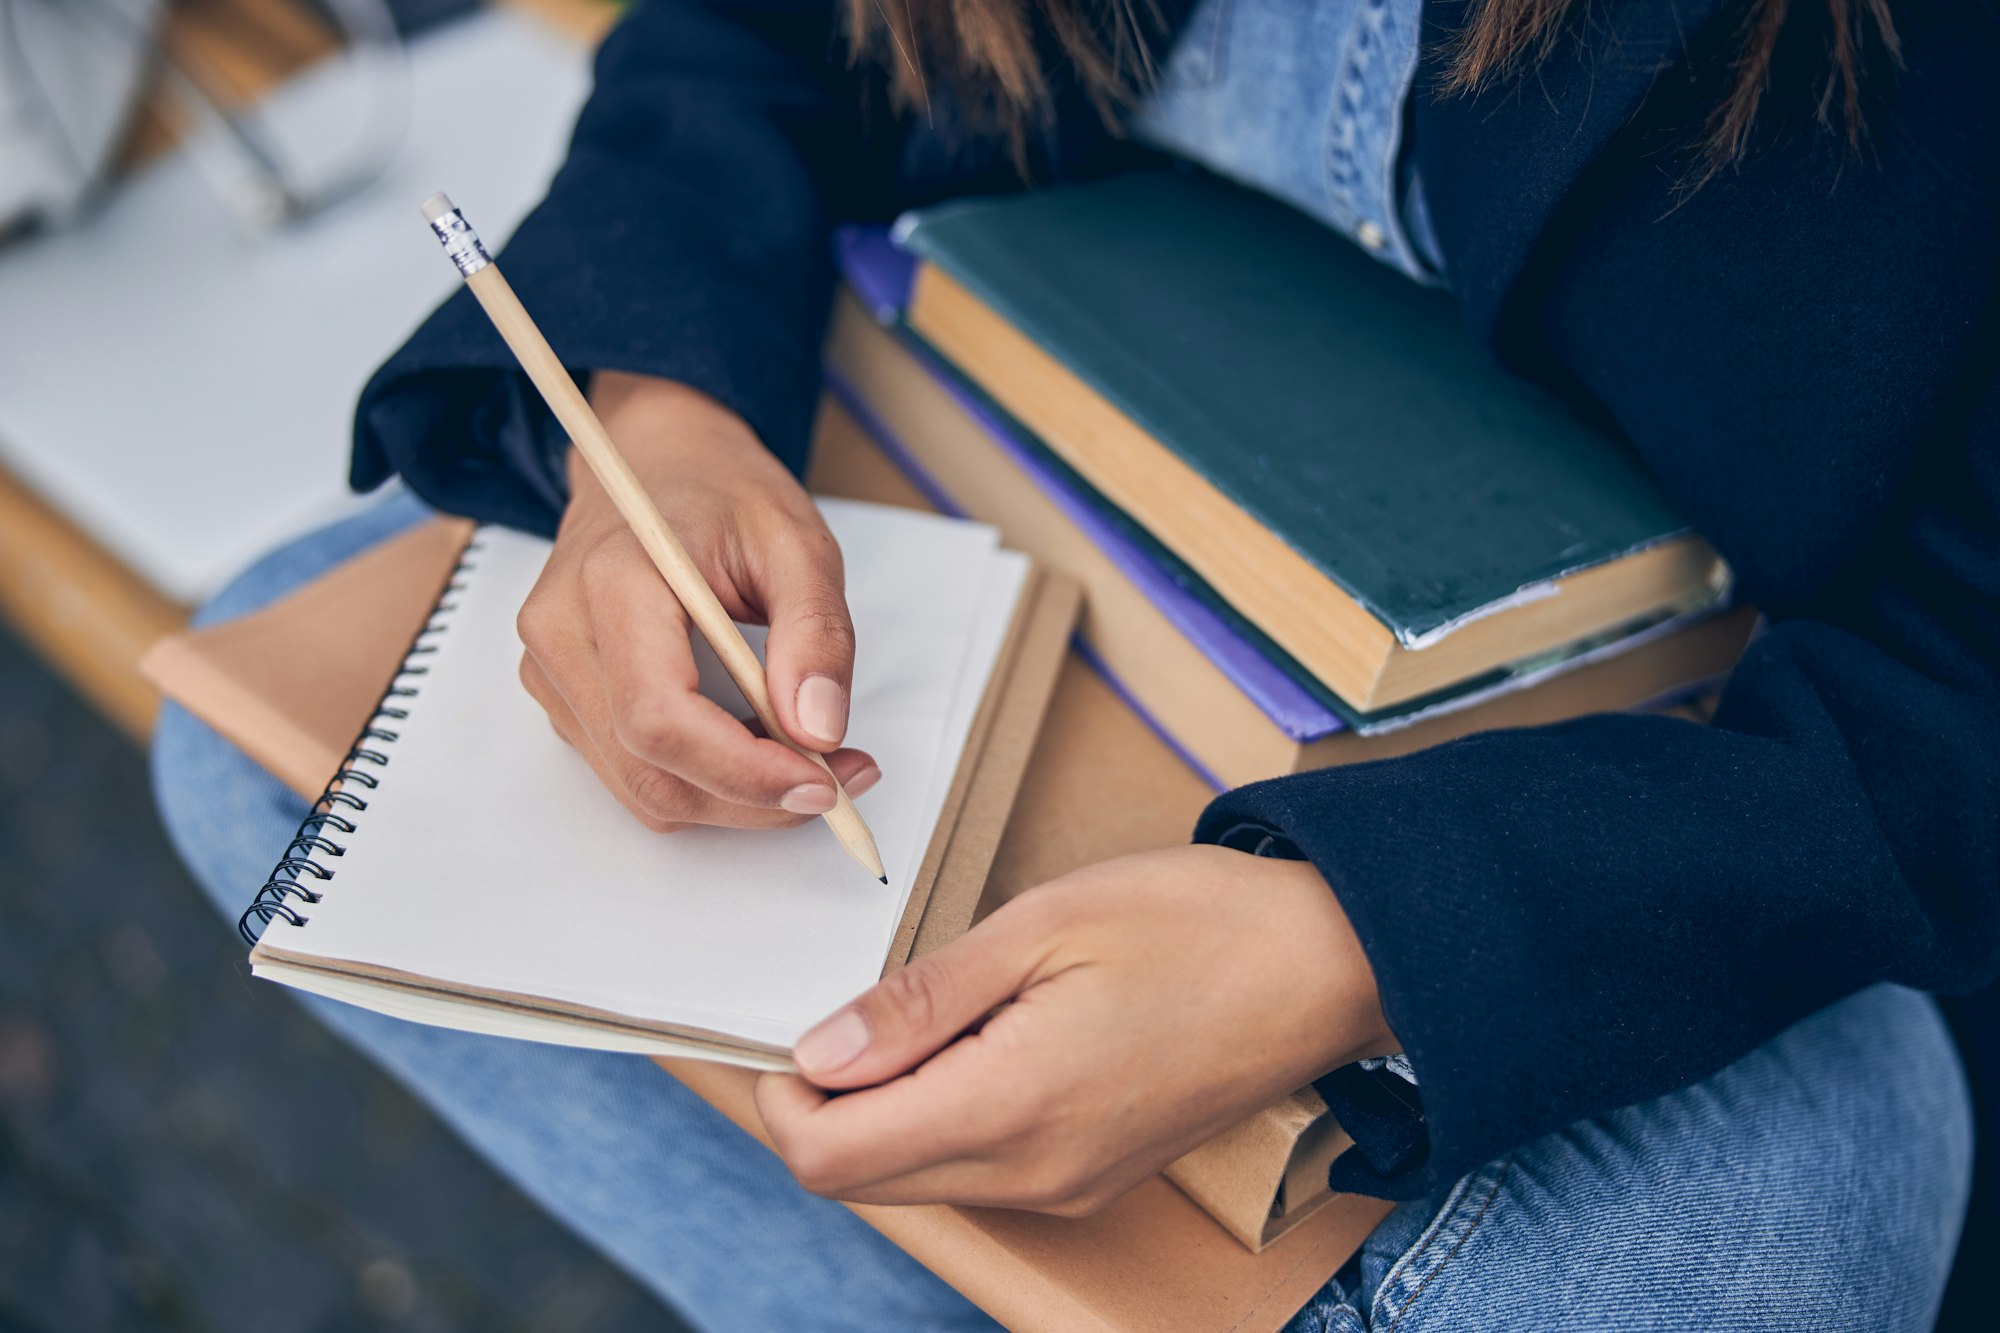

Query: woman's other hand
[
  {"left": 517, "top": 372, "right": 880, "bottom": 831},
  {"left": 755, "top": 844, "right": 1394, "bottom": 1215}
]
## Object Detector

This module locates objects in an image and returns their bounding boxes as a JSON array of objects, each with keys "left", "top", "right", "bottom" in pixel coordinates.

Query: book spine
[{"left": 831, "top": 234, "right": 1346, "bottom": 740}]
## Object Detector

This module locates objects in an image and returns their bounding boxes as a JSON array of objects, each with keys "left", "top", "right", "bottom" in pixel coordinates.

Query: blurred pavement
[{"left": 0, "top": 621, "right": 686, "bottom": 1333}]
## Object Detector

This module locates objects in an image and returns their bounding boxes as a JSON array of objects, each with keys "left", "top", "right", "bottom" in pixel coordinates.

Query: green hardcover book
[{"left": 897, "top": 170, "right": 1729, "bottom": 713}]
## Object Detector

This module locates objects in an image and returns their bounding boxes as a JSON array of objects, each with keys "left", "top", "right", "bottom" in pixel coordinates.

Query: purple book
[{"left": 829, "top": 226, "right": 1344, "bottom": 763}]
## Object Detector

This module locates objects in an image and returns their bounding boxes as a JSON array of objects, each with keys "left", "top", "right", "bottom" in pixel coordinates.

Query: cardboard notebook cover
[{"left": 143, "top": 411, "right": 1389, "bottom": 1330}]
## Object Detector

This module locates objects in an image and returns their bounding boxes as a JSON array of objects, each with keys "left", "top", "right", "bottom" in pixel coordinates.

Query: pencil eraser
[{"left": 419, "top": 192, "right": 456, "bottom": 223}]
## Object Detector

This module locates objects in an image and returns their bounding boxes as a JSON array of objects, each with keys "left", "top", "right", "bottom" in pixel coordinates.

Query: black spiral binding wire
[{"left": 238, "top": 537, "right": 485, "bottom": 945}]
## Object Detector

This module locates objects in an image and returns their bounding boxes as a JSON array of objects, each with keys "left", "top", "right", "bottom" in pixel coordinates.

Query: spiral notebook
[{"left": 241, "top": 500, "right": 1049, "bottom": 1071}]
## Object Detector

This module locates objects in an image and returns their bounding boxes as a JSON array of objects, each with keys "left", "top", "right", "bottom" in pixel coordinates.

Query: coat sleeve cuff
[
  {"left": 1203, "top": 816, "right": 1438, "bottom": 1199},
  {"left": 350, "top": 164, "right": 831, "bottom": 535}
]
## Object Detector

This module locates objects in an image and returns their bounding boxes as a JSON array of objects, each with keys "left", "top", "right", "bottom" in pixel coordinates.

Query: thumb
[
  {"left": 759, "top": 526, "right": 857, "bottom": 752},
  {"left": 792, "top": 923, "right": 1035, "bottom": 1090}
]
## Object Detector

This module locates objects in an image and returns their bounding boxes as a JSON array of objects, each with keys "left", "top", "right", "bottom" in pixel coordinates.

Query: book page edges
[
  {"left": 903, "top": 567, "right": 1082, "bottom": 964},
  {"left": 823, "top": 299, "right": 1750, "bottom": 788},
  {"left": 908, "top": 263, "right": 1729, "bottom": 712},
  {"left": 251, "top": 952, "right": 794, "bottom": 1070}
]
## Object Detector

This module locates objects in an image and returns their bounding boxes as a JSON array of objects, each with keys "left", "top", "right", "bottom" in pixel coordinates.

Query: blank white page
[{"left": 255, "top": 500, "right": 1028, "bottom": 1051}]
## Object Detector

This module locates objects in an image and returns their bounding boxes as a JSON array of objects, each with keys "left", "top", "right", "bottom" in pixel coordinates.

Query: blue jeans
[{"left": 153, "top": 494, "right": 1974, "bottom": 1332}]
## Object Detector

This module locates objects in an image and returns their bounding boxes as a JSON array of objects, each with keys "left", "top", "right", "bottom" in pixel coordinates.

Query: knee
[
  {"left": 1367, "top": 987, "right": 1971, "bottom": 1332},
  {"left": 1579, "top": 988, "right": 1971, "bottom": 1328}
]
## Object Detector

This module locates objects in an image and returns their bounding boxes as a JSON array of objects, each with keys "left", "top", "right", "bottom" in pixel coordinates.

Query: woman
[{"left": 157, "top": 0, "right": 1996, "bottom": 1327}]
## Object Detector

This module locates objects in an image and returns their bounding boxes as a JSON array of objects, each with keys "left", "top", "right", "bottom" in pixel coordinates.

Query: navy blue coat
[{"left": 353, "top": 0, "right": 2000, "bottom": 1294}]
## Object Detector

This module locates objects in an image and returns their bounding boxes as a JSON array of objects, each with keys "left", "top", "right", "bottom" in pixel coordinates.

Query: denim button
[{"left": 1130, "top": 0, "right": 1439, "bottom": 284}]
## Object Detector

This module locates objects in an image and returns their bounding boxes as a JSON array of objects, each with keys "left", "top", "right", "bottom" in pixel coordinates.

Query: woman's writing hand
[
  {"left": 517, "top": 372, "right": 879, "bottom": 831},
  {"left": 755, "top": 844, "right": 1394, "bottom": 1215}
]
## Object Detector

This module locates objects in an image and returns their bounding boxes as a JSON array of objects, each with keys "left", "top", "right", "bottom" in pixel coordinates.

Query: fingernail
[
  {"left": 795, "top": 1008, "right": 870, "bottom": 1074},
  {"left": 780, "top": 783, "right": 837, "bottom": 815},
  {"left": 796, "top": 675, "right": 848, "bottom": 746},
  {"left": 843, "top": 764, "right": 882, "bottom": 798}
]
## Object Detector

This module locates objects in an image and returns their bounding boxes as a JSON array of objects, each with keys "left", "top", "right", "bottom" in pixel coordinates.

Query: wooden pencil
[{"left": 419, "top": 191, "right": 887, "bottom": 883}]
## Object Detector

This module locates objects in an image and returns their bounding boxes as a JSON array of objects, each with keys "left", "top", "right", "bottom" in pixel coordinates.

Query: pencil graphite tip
[
  {"left": 878, "top": 876, "right": 888, "bottom": 886},
  {"left": 419, "top": 191, "right": 456, "bottom": 223}
]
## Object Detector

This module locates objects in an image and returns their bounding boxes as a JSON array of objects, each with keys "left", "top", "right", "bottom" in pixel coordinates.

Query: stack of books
[{"left": 823, "top": 171, "right": 1752, "bottom": 790}]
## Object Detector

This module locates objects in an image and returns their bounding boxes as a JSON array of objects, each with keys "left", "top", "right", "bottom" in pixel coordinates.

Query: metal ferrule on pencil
[{"left": 426, "top": 206, "right": 491, "bottom": 278}]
